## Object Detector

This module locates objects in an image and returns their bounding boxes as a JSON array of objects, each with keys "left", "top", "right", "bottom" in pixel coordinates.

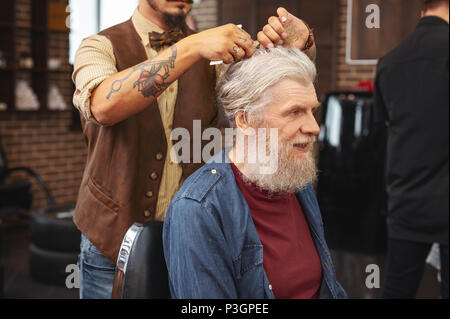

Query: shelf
[
  {"left": 0, "top": 22, "right": 14, "bottom": 29},
  {"left": 0, "top": 0, "right": 71, "bottom": 113},
  {"left": 0, "top": 67, "right": 71, "bottom": 73},
  {"left": 0, "top": 22, "right": 47, "bottom": 32},
  {"left": 0, "top": 109, "right": 72, "bottom": 117}
]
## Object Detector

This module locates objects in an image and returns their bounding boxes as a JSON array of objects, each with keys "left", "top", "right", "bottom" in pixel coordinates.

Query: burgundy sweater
[{"left": 231, "top": 163, "right": 322, "bottom": 299}]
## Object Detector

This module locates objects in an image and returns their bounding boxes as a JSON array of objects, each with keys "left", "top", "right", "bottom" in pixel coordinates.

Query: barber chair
[
  {"left": 317, "top": 91, "right": 388, "bottom": 254},
  {"left": 0, "top": 136, "right": 55, "bottom": 295},
  {"left": 112, "top": 222, "right": 171, "bottom": 299},
  {"left": 0, "top": 136, "right": 55, "bottom": 211}
]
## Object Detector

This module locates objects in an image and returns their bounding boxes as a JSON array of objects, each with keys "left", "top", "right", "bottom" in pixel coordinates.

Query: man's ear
[{"left": 235, "top": 111, "right": 255, "bottom": 135}]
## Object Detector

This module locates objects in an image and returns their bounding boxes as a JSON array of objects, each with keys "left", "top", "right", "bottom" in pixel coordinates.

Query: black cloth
[
  {"left": 381, "top": 238, "right": 448, "bottom": 299},
  {"left": 374, "top": 16, "right": 449, "bottom": 245}
]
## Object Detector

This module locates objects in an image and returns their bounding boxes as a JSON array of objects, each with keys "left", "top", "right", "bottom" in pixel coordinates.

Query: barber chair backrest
[{"left": 112, "top": 222, "right": 171, "bottom": 299}]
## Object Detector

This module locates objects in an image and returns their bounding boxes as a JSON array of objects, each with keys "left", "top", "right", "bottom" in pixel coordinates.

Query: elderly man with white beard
[{"left": 163, "top": 47, "right": 347, "bottom": 299}]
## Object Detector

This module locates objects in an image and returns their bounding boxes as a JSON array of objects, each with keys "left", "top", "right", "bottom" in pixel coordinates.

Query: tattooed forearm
[
  {"left": 106, "top": 45, "right": 178, "bottom": 99},
  {"left": 135, "top": 46, "right": 177, "bottom": 98}
]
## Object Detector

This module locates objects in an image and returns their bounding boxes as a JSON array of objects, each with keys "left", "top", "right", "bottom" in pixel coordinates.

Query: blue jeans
[{"left": 78, "top": 234, "right": 116, "bottom": 299}]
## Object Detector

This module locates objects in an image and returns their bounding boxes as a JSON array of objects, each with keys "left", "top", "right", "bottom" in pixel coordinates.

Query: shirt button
[
  {"left": 145, "top": 191, "right": 153, "bottom": 198},
  {"left": 211, "top": 169, "right": 217, "bottom": 175},
  {"left": 168, "top": 124, "right": 173, "bottom": 129},
  {"left": 324, "top": 262, "right": 329, "bottom": 269},
  {"left": 150, "top": 172, "right": 158, "bottom": 180},
  {"left": 144, "top": 210, "right": 151, "bottom": 217},
  {"left": 169, "top": 87, "right": 175, "bottom": 93},
  {"left": 155, "top": 152, "right": 164, "bottom": 161},
  {"left": 269, "top": 284, "right": 273, "bottom": 291}
]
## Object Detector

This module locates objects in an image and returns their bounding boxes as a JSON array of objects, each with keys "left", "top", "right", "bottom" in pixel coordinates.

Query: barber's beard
[
  {"left": 147, "top": 0, "right": 189, "bottom": 29},
  {"left": 163, "top": 13, "right": 187, "bottom": 29},
  {"left": 242, "top": 130, "right": 318, "bottom": 194}
]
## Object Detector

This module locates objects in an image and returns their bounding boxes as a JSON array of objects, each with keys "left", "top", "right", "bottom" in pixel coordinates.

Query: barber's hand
[
  {"left": 191, "top": 24, "right": 255, "bottom": 64},
  {"left": 258, "top": 7, "right": 311, "bottom": 51}
]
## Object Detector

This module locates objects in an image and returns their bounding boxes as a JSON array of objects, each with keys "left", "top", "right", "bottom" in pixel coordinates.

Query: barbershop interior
[{"left": 0, "top": 0, "right": 447, "bottom": 299}]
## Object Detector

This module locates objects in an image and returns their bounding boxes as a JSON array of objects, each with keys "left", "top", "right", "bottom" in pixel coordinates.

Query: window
[
  {"left": 68, "top": 0, "right": 138, "bottom": 64},
  {"left": 99, "top": 0, "right": 140, "bottom": 31}
]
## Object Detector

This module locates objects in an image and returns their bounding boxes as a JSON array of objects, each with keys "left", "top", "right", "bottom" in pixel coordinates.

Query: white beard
[{"left": 241, "top": 133, "right": 317, "bottom": 194}]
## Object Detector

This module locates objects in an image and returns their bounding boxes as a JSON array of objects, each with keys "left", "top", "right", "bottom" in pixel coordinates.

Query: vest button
[
  {"left": 145, "top": 191, "right": 153, "bottom": 198},
  {"left": 150, "top": 172, "right": 158, "bottom": 180},
  {"left": 144, "top": 210, "right": 151, "bottom": 218},
  {"left": 156, "top": 152, "right": 164, "bottom": 161}
]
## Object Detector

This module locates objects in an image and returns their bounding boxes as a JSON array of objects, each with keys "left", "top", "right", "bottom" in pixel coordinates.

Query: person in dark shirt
[{"left": 374, "top": 0, "right": 449, "bottom": 299}]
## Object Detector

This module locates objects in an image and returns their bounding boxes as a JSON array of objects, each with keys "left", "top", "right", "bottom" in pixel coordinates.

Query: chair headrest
[{"left": 114, "top": 222, "right": 171, "bottom": 299}]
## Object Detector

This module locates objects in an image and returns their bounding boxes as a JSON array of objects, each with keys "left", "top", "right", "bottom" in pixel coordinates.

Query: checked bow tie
[{"left": 149, "top": 28, "right": 185, "bottom": 49}]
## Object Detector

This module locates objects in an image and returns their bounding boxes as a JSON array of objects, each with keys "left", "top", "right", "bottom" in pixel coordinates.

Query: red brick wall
[
  {"left": 191, "top": 0, "right": 378, "bottom": 89},
  {"left": 336, "top": 0, "right": 377, "bottom": 89},
  {"left": 191, "top": 0, "right": 218, "bottom": 31},
  {"left": 0, "top": 112, "right": 86, "bottom": 208},
  {"left": 1, "top": 0, "right": 222, "bottom": 211},
  {"left": 1, "top": 0, "right": 377, "bottom": 211},
  {"left": 1, "top": 0, "right": 86, "bottom": 210}
]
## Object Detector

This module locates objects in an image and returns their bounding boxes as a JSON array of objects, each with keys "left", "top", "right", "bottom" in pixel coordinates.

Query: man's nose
[{"left": 300, "top": 112, "right": 321, "bottom": 136}]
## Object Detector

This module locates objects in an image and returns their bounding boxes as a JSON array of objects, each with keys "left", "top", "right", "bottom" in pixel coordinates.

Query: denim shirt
[{"left": 163, "top": 150, "right": 347, "bottom": 299}]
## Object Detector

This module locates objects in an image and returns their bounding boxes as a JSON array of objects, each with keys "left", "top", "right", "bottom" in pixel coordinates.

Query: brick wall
[
  {"left": 190, "top": 0, "right": 377, "bottom": 89},
  {"left": 190, "top": 0, "right": 219, "bottom": 31},
  {"left": 335, "top": 0, "right": 377, "bottom": 89},
  {"left": 1, "top": 0, "right": 375, "bottom": 211},
  {"left": 1, "top": 0, "right": 86, "bottom": 210},
  {"left": 0, "top": 0, "right": 221, "bottom": 212}
]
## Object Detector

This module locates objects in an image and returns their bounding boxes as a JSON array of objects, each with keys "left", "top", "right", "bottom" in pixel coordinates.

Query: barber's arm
[
  {"left": 87, "top": 24, "right": 255, "bottom": 126},
  {"left": 258, "top": 7, "right": 316, "bottom": 61}
]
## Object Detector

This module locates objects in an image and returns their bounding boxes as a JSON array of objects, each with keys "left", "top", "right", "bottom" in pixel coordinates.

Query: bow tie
[{"left": 149, "top": 28, "right": 185, "bottom": 49}]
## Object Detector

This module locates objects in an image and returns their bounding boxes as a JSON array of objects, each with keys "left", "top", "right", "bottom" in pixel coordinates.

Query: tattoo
[
  {"left": 106, "top": 46, "right": 178, "bottom": 99},
  {"left": 238, "top": 37, "right": 248, "bottom": 43}
]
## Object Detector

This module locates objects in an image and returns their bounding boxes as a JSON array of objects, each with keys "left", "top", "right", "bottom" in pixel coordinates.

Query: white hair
[{"left": 216, "top": 47, "right": 317, "bottom": 127}]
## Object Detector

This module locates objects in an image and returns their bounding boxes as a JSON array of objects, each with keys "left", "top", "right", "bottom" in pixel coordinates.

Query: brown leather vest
[{"left": 74, "top": 20, "right": 218, "bottom": 262}]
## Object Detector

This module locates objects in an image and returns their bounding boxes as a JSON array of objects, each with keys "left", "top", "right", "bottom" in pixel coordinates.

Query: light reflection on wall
[{"left": 324, "top": 96, "right": 343, "bottom": 148}]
